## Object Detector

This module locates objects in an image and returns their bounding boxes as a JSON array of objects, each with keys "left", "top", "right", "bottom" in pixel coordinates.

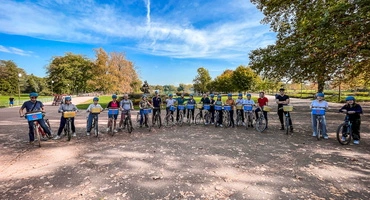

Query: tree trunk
[{"left": 317, "top": 79, "right": 325, "bottom": 93}]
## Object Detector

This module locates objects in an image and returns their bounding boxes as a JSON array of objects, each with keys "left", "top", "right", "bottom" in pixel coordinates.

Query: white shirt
[
  {"left": 166, "top": 99, "right": 176, "bottom": 107},
  {"left": 310, "top": 100, "right": 328, "bottom": 110},
  {"left": 243, "top": 99, "right": 255, "bottom": 105},
  {"left": 236, "top": 98, "right": 244, "bottom": 105}
]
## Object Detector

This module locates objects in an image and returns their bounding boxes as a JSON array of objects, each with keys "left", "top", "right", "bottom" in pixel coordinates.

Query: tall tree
[
  {"left": 213, "top": 69, "right": 234, "bottom": 93},
  {"left": 231, "top": 66, "right": 258, "bottom": 93},
  {"left": 193, "top": 67, "right": 212, "bottom": 93}
]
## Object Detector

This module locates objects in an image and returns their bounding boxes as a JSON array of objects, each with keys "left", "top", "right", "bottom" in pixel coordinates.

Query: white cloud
[
  {"left": 0, "top": 0, "right": 275, "bottom": 60},
  {"left": 0, "top": 45, "right": 33, "bottom": 56}
]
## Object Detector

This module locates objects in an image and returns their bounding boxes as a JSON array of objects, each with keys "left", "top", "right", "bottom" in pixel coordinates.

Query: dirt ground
[{"left": 0, "top": 95, "right": 369, "bottom": 200}]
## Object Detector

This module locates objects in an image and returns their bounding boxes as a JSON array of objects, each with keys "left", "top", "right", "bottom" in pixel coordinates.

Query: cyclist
[
  {"left": 236, "top": 93, "right": 245, "bottom": 125},
  {"left": 165, "top": 94, "right": 176, "bottom": 117},
  {"left": 209, "top": 94, "right": 216, "bottom": 124},
  {"left": 276, "top": 88, "right": 293, "bottom": 132},
  {"left": 339, "top": 96, "right": 363, "bottom": 144},
  {"left": 310, "top": 93, "right": 329, "bottom": 139},
  {"left": 86, "top": 97, "right": 103, "bottom": 136},
  {"left": 19, "top": 92, "right": 53, "bottom": 143},
  {"left": 152, "top": 91, "right": 162, "bottom": 125},
  {"left": 139, "top": 95, "right": 153, "bottom": 127},
  {"left": 225, "top": 93, "right": 235, "bottom": 127},
  {"left": 174, "top": 94, "right": 188, "bottom": 122},
  {"left": 255, "top": 92, "right": 269, "bottom": 128},
  {"left": 214, "top": 95, "right": 223, "bottom": 127},
  {"left": 53, "top": 96, "right": 78, "bottom": 140},
  {"left": 186, "top": 94, "right": 196, "bottom": 120},
  {"left": 119, "top": 93, "right": 134, "bottom": 129},
  {"left": 243, "top": 93, "right": 255, "bottom": 127},
  {"left": 106, "top": 94, "right": 120, "bottom": 133}
]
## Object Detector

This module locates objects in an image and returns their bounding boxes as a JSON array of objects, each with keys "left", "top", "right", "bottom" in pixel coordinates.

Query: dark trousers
[
  {"left": 176, "top": 108, "right": 186, "bottom": 121},
  {"left": 216, "top": 110, "right": 223, "bottom": 124},
  {"left": 351, "top": 119, "right": 361, "bottom": 140},
  {"left": 229, "top": 110, "right": 234, "bottom": 125},
  {"left": 28, "top": 119, "right": 51, "bottom": 141},
  {"left": 255, "top": 108, "right": 268, "bottom": 125},
  {"left": 187, "top": 109, "right": 195, "bottom": 120},
  {"left": 210, "top": 108, "right": 215, "bottom": 123},
  {"left": 166, "top": 107, "right": 174, "bottom": 116},
  {"left": 236, "top": 109, "right": 244, "bottom": 122},
  {"left": 278, "top": 109, "right": 292, "bottom": 128},
  {"left": 57, "top": 117, "right": 75, "bottom": 136},
  {"left": 152, "top": 108, "right": 161, "bottom": 122}
]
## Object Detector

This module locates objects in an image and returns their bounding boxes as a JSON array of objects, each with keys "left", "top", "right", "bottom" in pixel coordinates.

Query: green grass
[{"left": 0, "top": 94, "right": 53, "bottom": 108}]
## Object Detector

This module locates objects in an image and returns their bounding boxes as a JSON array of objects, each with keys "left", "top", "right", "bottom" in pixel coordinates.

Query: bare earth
[{"left": 0, "top": 96, "right": 369, "bottom": 200}]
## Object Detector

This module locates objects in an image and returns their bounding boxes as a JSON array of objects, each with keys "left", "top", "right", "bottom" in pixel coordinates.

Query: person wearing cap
[
  {"left": 310, "top": 93, "right": 329, "bottom": 139},
  {"left": 236, "top": 93, "right": 245, "bottom": 125},
  {"left": 119, "top": 94, "right": 134, "bottom": 129},
  {"left": 275, "top": 88, "right": 293, "bottom": 132},
  {"left": 151, "top": 91, "right": 162, "bottom": 125},
  {"left": 198, "top": 93, "right": 210, "bottom": 123},
  {"left": 106, "top": 94, "right": 120, "bottom": 133},
  {"left": 86, "top": 97, "right": 103, "bottom": 136},
  {"left": 339, "top": 96, "right": 363, "bottom": 144},
  {"left": 139, "top": 95, "right": 153, "bottom": 127},
  {"left": 243, "top": 93, "right": 255, "bottom": 128},
  {"left": 165, "top": 94, "right": 177, "bottom": 117},
  {"left": 225, "top": 93, "right": 236, "bottom": 127},
  {"left": 19, "top": 92, "right": 53, "bottom": 143},
  {"left": 186, "top": 94, "right": 196, "bottom": 121},
  {"left": 174, "top": 93, "right": 189, "bottom": 122},
  {"left": 54, "top": 96, "right": 78, "bottom": 140},
  {"left": 214, "top": 95, "right": 224, "bottom": 127},
  {"left": 209, "top": 94, "right": 216, "bottom": 124},
  {"left": 255, "top": 92, "right": 269, "bottom": 128}
]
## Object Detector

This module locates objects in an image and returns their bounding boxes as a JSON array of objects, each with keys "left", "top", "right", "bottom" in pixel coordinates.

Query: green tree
[
  {"left": 0, "top": 60, "right": 27, "bottom": 94},
  {"left": 213, "top": 69, "right": 234, "bottom": 93},
  {"left": 231, "top": 66, "right": 258, "bottom": 92},
  {"left": 193, "top": 67, "right": 212, "bottom": 93}
]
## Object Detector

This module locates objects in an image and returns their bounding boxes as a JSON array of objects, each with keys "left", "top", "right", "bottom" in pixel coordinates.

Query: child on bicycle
[
  {"left": 119, "top": 93, "right": 134, "bottom": 129},
  {"left": 106, "top": 94, "right": 120, "bottom": 133},
  {"left": 209, "top": 94, "right": 216, "bottom": 124},
  {"left": 255, "top": 92, "right": 269, "bottom": 128},
  {"left": 276, "top": 88, "right": 293, "bottom": 132},
  {"left": 139, "top": 95, "right": 153, "bottom": 127},
  {"left": 174, "top": 93, "right": 188, "bottom": 122},
  {"left": 339, "top": 96, "right": 363, "bottom": 144},
  {"left": 54, "top": 96, "right": 78, "bottom": 140},
  {"left": 165, "top": 94, "right": 177, "bottom": 118},
  {"left": 86, "top": 97, "right": 103, "bottom": 136},
  {"left": 243, "top": 93, "right": 255, "bottom": 127},
  {"left": 310, "top": 93, "right": 329, "bottom": 139},
  {"left": 152, "top": 91, "right": 162, "bottom": 125},
  {"left": 236, "top": 93, "right": 245, "bottom": 125},
  {"left": 19, "top": 92, "right": 53, "bottom": 143},
  {"left": 186, "top": 94, "right": 196, "bottom": 120},
  {"left": 225, "top": 93, "right": 235, "bottom": 127},
  {"left": 214, "top": 95, "right": 223, "bottom": 127}
]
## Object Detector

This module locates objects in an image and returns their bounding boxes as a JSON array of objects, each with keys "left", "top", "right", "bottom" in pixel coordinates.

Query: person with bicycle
[
  {"left": 174, "top": 93, "right": 188, "bottom": 122},
  {"left": 209, "top": 94, "right": 216, "bottom": 124},
  {"left": 243, "top": 93, "right": 255, "bottom": 128},
  {"left": 214, "top": 95, "right": 224, "bottom": 127},
  {"left": 139, "top": 95, "right": 153, "bottom": 127},
  {"left": 106, "top": 94, "right": 120, "bottom": 133},
  {"left": 151, "top": 91, "right": 162, "bottom": 125},
  {"left": 236, "top": 93, "right": 245, "bottom": 126},
  {"left": 225, "top": 93, "right": 236, "bottom": 128},
  {"left": 53, "top": 96, "right": 78, "bottom": 140},
  {"left": 186, "top": 94, "right": 196, "bottom": 121},
  {"left": 339, "top": 96, "right": 363, "bottom": 144},
  {"left": 119, "top": 94, "right": 134, "bottom": 129},
  {"left": 165, "top": 94, "right": 176, "bottom": 116},
  {"left": 276, "top": 88, "right": 293, "bottom": 132},
  {"left": 255, "top": 92, "right": 269, "bottom": 128},
  {"left": 310, "top": 93, "right": 329, "bottom": 139},
  {"left": 86, "top": 97, "right": 103, "bottom": 136},
  {"left": 19, "top": 92, "right": 53, "bottom": 143}
]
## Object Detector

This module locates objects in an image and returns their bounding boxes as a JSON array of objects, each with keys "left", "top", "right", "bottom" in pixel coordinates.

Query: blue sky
[{"left": 0, "top": 0, "right": 276, "bottom": 85}]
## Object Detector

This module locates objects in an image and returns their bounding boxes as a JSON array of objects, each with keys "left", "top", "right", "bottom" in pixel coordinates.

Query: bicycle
[
  {"left": 89, "top": 108, "right": 101, "bottom": 137},
  {"left": 195, "top": 104, "right": 211, "bottom": 125},
  {"left": 152, "top": 107, "right": 162, "bottom": 128},
  {"left": 311, "top": 107, "right": 326, "bottom": 140},
  {"left": 214, "top": 105, "right": 223, "bottom": 127},
  {"left": 282, "top": 105, "right": 293, "bottom": 135},
  {"left": 24, "top": 111, "right": 46, "bottom": 147},
  {"left": 177, "top": 105, "right": 186, "bottom": 126},
  {"left": 119, "top": 110, "right": 133, "bottom": 133},
  {"left": 186, "top": 104, "right": 195, "bottom": 125},
  {"left": 255, "top": 106, "right": 270, "bottom": 132},
  {"left": 107, "top": 108, "right": 119, "bottom": 136},
  {"left": 165, "top": 106, "right": 176, "bottom": 127},
  {"left": 235, "top": 105, "right": 243, "bottom": 126},
  {"left": 223, "top": 105, "right": 232, "bottom": 127},
  {"left": 62, "top": 111, "right": 76, "bottom": 141},
  {"left": 243, "top": 104, "right": 254, "bottom": 129},
  {"left": 136, "top": 108, "right": 152, "bottom": 131},
  {"left": 336, "top": 114, "right": 353, "bottom": 145}
]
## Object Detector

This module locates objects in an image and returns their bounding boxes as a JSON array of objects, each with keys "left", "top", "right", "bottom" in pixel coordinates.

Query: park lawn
[{"left": 0, "top": 94, "right": 52, "bottom": 108}]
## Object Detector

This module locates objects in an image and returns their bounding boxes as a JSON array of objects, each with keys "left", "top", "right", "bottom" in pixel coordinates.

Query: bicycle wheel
[
  {"left": 187, "top": 110, "right": 192, "bottom": 126},
  {"left": 236, "top": 111, "right": 241, "bottom": 126},
  {"left": 245, "top": 113, "right": 250, "bottom": 130},
  {"left": 214, "top": 112, "right": 219, "bottom": 127},
  {"left": 127, "top": 117, "right": 133, "bottom": 133},
  {"left": 94, "top": 118, "right": 99, "bottom": 137},
  {"left": 195, "top": 113, "right": 203, "bottom": 125},
  {"left": 45, "top": 119, "right": 52, "bottom": 135},
  {"left": 109, "top": 118, "right": 115, "bottom": 136},
  {"left": 155, "top": 113, "right": 162, "bottom": 128},
  {"left": 285, "top": 116, "right": 290, "bottom": 135},
  {"left": 34, "top": 124, "right": 41, "bottom": 147},
  {"left": 66, "top": 120, "right": 72, "bottom": 141},
  {"left": 336, "top": 123, "right": 351, "bottom": 145},
  {"left": 316, "top": 118, "right": 321, "bottom": 141},
  {"left": 146, "top": 114, "right": 152, "bottom": 131},
  {"left": 255, "top": 117, "right": 267, "bottom": 132},
  {"left": 223, "top": 111, "right": 230, "bottom": 127},
  {"left": 178, "top": 112, "right": 183, "bottom": 126},
  {"left": 165, "top": 115, "right": 174, "bottom": 127}
]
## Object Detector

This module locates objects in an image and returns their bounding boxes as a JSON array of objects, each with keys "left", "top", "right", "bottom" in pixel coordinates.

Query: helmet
[
  {"left": 169, "top": 94, "right": 173, "bottom": 97},
  {"left": 228, "top": 93, "right": 232, "bottom": 97},
  {"left": 112, "top": 94, "right": 117, "bottom": 99},
  {"left": 65, "top": 96, "right": 72, "bottom": 101},
  {"left": 190, "top": 94, "right": 194, "bottom": 97},
  {"left": 345, "top": 96, "right": 355, "bottom": 101},
  {"left": 246, "top": 93, "right": 251, "bottom": 97},
  {"left": 29, "top": 92, "right": 38, "bottom": 97},
  {"left": 316, "top": 93, "right": 324, "bottom": 97},
  {"left": 210, "top": 94, "right": 215, "bottom": 98},
  {"left": 217, "top": 95, "right": 221, "bottom": 98},
  {"left": 279, "top": 88, "right": 285, "bottom": 91},
  {"left": 238, "top": 93, "right": 243, "bottom": 97},
  {"left": 154, "top": 91, "right": 158, "bottom": 94},
  {"left": 142, "top": 94, "right": 147, "bottom": 98},
  {"left": 93, "top": 97, "right": 99, "bottom": 101}
]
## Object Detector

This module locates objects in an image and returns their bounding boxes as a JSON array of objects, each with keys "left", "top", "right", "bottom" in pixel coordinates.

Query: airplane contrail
[{"left": 146, "top": 0, "right": 151, "bottom": 27}]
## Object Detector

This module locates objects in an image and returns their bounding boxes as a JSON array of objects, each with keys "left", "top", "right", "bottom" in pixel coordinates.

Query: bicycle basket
[
  {"left": 187, "top": 104, "right": 195, "bottom": 109},
  {"left": 26, "top": 112, "right": 43, "bottom": 121},
  {"left": 63, "top": 112, "right": 76, "bottom": 118},
  {"left": 224, "top": 106, "right": 231, "bottom": 111},
  {"left": 263, "top": 106, "right": 271, "bottom": 112},
  {"left": 243, "top": 105, "right": 253, "bottom": 111},
  {"left": 108, "top": 109, "right": 119, "bottom": 115},
  {"left": 283, "top": 105, "right": 293, "bottom": 112},
  {"left": 169, "top": 106, "right": 176, "bottom": 111},
  {"left": 91, "top": 108, "right": 101, "bottom": 113},
  {"left": 196, "top": 104, "right": 203, "bottom": 109},
  {"left": 143, "top": 109, "right": 152, "bottom": 114},
  {"left": 178, "top": 105, "right": 185, "bottom": 110},
  {"left": 215, "top": 105, "right": 222, "bottom": 111},
  {"left": 236, "top": 105, "right": 242, "bottom": 110},
  {"left": 311, "top": 109, "right": 325, "bottom": 115}
]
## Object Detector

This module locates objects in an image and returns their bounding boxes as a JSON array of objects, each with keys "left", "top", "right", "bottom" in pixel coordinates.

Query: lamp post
[
  {"left": 51, "top": 80, "right": 54, "bottom": 94},
  {"left": 18, "top": 73, "right": 22, "bottom": 105}
]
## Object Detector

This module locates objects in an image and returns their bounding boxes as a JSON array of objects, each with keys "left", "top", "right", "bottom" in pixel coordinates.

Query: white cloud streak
[{"left": 0, "top": 45, "right": 33, "bottom": 56}]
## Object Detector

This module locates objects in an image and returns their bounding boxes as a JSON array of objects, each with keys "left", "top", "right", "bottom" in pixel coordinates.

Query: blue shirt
[
  {"left": 21, "top": 100, "right": 44, "bottom": 112},
  {"left": 152, "top": 96, "right": 162, "bottom": 107}
]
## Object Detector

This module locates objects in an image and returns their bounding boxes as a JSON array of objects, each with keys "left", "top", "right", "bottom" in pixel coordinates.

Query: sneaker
[
  {"left": 86, "top": 132, "right": 90, "bottom": 136},
  {"left": 324, "top": 136, "right": 329, "bottom": 139},
  {"left": 242, "top": 122, "right": 246, "bottom": 126},
  {"left": 114, "top": 129, "right": 118, "bottom": 133},
  {"left": 106, "top": 128, "right": 110, "bottom": 132},
  {"left": 353, "top": 140, "right": 360, "bottom": 145},
  {"left": 72, "top": 132, "right": 76, "bottom": 137},
  {"left": 279, "top": 127, "right": 284, "bottom": 130},
  {"left": 312, "top": 133, "right": 317, "bottom": 137},
  {"left": 211, "top": 122, "right": 214, "bottom": 125},
  {"left": 205, "top": 123, "right": 209, "bottom": 125},
  {"left": 341, "top": 136, "right": 346, "bottom": 142},
  {"left": 219, "top": 124, "right": 223, "bottom": 128},
  {"left": 251, "top": 124, "right": 254, "bottom": 128},
  {"left": 53, "top": 135, "right": 61, "bottom": 140}
]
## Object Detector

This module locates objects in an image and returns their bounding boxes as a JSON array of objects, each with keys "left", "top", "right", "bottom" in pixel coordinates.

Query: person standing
[
  {"left": 255, "top": 92, "right": 269, "bottom": 128},
  {"left": 9, "top": 96, "right": 14, "bottom": 107},
  {"left": 275, "top": 88, "right": 293, "bottom": 132}
]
